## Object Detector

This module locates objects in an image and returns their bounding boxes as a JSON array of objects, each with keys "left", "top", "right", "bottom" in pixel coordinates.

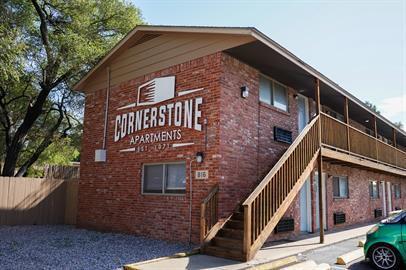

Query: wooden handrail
[
  {"left": 242, "top": 115, "right": 321, "bottom": 260},
  {"left": 320, "top": 113, "right": 406, "bottom": 170},
  {"left": 243, "top": 115, "right": 320, "bottom": 206},
  {"left": 321, "top": 112, "right": 406, "bottom": 155},
  {"left": 202, "top": 185, "right": 219, "bottom": 204},
  {"left": 200, "top": 185, "right": 219, "bottom": 243}
]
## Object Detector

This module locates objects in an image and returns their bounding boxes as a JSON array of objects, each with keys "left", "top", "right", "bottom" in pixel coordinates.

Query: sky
[{"left": 134, "top": 0, "right": 406, "bottom": 126}]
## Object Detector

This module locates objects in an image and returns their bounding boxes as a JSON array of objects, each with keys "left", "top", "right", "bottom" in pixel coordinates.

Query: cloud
[{"left": 378, "top": 94, "right": 406, "bottom": 125}]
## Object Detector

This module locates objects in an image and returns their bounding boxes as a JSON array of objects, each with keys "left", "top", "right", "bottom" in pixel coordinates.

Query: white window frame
[
  {"left": 370, "top": 180, "right": 380, "bottom": 199},
  {"left": 394, "top": 184, "right": 401, "bottom": 199},
  {"left": 259, "top": 74, "right": 289, "bottom": 112},
  {"left": 142, "top": 161, "right": 186, "bottom": 195}
]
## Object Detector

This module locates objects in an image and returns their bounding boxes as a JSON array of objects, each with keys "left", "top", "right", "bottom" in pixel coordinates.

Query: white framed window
[
  {"left": 369, "top": 181, "right": 379, "bottom": 199},
  {"left": 259, "top": 75, "right": 288, "bottom": 111},
  {"left": 333, "top": 176, "right": 349, "bottom": 198},
  {"left": 393, "top": 184, "right": 401, "bottom": 199},
  {"left": 142, "top": 162, "right": 186, "bottom": 194}
]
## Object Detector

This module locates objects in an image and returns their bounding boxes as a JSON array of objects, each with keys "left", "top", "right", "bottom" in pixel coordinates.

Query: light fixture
[
  {"left": 241, "top": 86, "right": 249, "bottom": 98},
  {"left": 196, "top": 152, "right": 204, "bottom": 163},
  {"left": 293, "top": 94, "right": 299, "bottom": 100},
  {"left": 365, "top": 119, "right": 370, "bottom": 123}
]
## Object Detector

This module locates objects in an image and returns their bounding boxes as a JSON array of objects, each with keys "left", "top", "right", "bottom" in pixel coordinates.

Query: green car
[{"left": 364, "top": 210, "right": 406, "bottom": 270}]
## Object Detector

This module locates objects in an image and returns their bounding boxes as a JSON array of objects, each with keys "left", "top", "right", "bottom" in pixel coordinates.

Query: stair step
[
  {"left": 204, "top": 245, "right": 244, "bottom": 261},
  {"left": 238, "top": 205, "right": 244, "bottom": 212},
  {"left": 218, "top": 228, "right": 243, "bottom": 239},
  {"left": 212, "top": 236, "right": 243, "bottom": 250},
  {"left": 231, "top": 212, "right": 244, "bottom": 221},
  {"left": 225, "top": 220, "right": 244, "bottom": 230}
]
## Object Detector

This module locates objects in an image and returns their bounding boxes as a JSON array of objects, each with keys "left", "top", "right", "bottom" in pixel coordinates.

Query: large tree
[{"left": 0, "top": 0, "right": 144, "bottom": 176}]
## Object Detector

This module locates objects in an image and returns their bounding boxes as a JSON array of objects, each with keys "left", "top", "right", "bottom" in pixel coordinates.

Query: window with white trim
[
  {"left": 143, "top": 162, "right": 186, "bottom": 194},
  {"left": 394, "top": 184, "right": 401, "bottom": 199},
  {"left": 333, "top": 176, "right": 349, "bottom": 198},
  {"left": 259, "top": 75, "right": 288, "bottom": 111},
  {"left": 369, "top": 181, "right": 379, "bottom": 199}
]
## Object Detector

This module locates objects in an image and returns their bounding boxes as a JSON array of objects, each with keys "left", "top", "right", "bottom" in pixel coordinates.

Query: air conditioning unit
[
  {"left": 334, "top": 212, "right": 346, "bottom": 225},
  {"left": 275, "top": 218, "right": 295, "bottom": 233},
  {"left": 374, "top": 209, "right": 383, "bottom": 218}
]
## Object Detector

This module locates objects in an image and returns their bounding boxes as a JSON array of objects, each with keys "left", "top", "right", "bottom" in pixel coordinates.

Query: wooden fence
[
  {"left": 0, "top": 177, "right": 78, "bottom": 225},
  {"left": 44, "top": 164, "right": 80, "bottom": 179}
]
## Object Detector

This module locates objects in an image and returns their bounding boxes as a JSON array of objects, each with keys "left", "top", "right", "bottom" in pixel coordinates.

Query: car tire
[{"left": 368, "top": 243, "right": 402, "bottom": 270}]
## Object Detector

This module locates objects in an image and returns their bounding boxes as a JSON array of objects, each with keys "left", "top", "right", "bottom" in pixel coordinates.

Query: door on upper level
[{"left": 298, "top": 94, "right": 309, "bottom": 133}]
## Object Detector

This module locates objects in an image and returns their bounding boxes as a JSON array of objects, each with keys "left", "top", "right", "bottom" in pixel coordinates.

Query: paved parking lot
[
  {"left": 302, "top": 235, "right": 373, "bottom": 270},
  {"left": 0, "top": 225, "right": 190, "bottom": 270}
]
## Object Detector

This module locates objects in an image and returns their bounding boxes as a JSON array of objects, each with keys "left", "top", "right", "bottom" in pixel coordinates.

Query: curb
[
  {"left": 123, "top": 248, "right": 200, "bottom": 270},
  {"left": 280, "top": 260, "right": 317, "bottom": 269},
  {"left": 336, "top": 248, "right": 364, "bottom": 265},
  {"left": 246, "top": 255, "right": 298, "bottom": 270}
]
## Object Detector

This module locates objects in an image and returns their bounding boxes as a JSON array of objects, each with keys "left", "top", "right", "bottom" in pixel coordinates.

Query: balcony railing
[{"left": 321, "top": 113, "right": 406, "bottom": 170}]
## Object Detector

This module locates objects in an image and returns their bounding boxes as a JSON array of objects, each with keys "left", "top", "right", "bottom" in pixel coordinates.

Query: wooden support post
[
  {"left": 200, "top": 203, "right": 206, "bottom": 243},
  {"left": 317, "top": 153, "right": 324, "bottom": 243},
  {"left": 393, "top": 128, "right": 398, "bottom": 166},
  {"left": 374, "top": 115, "right": 378, "bottom": 159},
  {"left": 315, "top": 77, "right": 324, "bottom": 244},
  {"left": 315, "top": 78, "right": 321, "bottom": 115},
  {"left": 344, "top": 97, "right": 350, "bottom": 151},
  {"left": 243, "top": 204, "right": 251, "bottom": 260}
]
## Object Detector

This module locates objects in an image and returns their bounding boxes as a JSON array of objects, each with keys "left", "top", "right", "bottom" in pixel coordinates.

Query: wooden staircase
[
  {"left": 204, "top": 207, "right": 245, "bottom": 260},
  {"left": 201, "top": 115, "right": 321, "bottom": 261}
]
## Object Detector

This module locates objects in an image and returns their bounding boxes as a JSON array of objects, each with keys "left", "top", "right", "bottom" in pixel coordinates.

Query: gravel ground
[{"left": 0, "top": 225, "right": 190, "bottom": 270}]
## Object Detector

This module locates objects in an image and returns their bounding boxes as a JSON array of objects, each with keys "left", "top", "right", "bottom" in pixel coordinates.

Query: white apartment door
[
  {"left": 315, "top": 172, "right": 328, "bottom": 231},
  {"left": 300, "top": 178, "right": 312, "bottom": 232},
  {"left": 382, "top": 181, "right": 387, "bottom": 217},
  {"left": 298, "top": 95, "right": 309, "bottom": 133},
  {"left": 387, "top": 182, "right": 392, "bottom": 213},
  {"left": 299, "top": 94, "right": 311, "bottom": 232}
]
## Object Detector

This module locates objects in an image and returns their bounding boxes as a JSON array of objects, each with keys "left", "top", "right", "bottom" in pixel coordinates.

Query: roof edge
[
  {"left": 248, "top": 28, "right": 406, "bottom": 137},
  {"left": 72, "top": 25, "right": 254, "bottom": 91}
]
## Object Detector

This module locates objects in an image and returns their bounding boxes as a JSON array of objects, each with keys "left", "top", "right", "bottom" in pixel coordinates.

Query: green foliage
[
  {"left": 364, "top": 101, "right": 380, "bottom": 114},
  {"left": 0, "top": 0, "right": 144, "bottom": 175},
  {"left": 394, "top": 121, "right": 404, "bottom": 130}
]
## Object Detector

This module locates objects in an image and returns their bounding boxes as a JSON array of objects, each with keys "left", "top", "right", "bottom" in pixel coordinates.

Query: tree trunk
[{"left": 1, "top": 86, "right": 51, "bottom": 176}]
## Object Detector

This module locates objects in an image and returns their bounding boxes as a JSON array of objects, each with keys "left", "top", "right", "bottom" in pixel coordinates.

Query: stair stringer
[{"left": 244, "top": 148, "right": 320, "bottom": 261}]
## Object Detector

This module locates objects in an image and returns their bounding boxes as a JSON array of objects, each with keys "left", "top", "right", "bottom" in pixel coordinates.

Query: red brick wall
[
  {"left": 78, "top": 52, "right": 224, "bottom": 243},
  {"left": 219, "top": 54, "right": 303, "bottom": 240},
  {"left": 78, "top": 49, "right": 405, "bottom": 245},
  {"left": 324, "top": 163, "right": 406, "bottom": 230}
]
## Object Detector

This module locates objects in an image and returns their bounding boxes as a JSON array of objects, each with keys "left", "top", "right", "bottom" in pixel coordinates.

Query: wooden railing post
[
  {"left": 314, "top": 77, "right": 324, "bottom": 244},
  {"left": 374, "top": 115, "right": 378, "bottom": 160},
  {"left": 200, "top": 185, "right": 219, "bottom": 245},
  {"left": 243, "top": 204, "right": 251, "bottom": 260},
  {"left": 317, "top": 153, "right": 324, "bottom": 243},
  {"left": 200, "top": 203, "right": 206, "bottom": 243},
  {"left": 344, "top": 97, "right": 350, "bottom": 151}
]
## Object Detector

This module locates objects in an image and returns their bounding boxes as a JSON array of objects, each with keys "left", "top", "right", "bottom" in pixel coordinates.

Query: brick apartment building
[{"left": 74, "top": 26, "right": 406, "bottom": 261}]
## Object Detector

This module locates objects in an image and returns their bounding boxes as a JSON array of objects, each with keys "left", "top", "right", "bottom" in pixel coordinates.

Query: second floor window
[
  {"left": 259, "top": 75, "right": 288, "bottom": 111},
  {"left": 333, "top": 176, "right": 349, "bottom": 198},
  {"left": 369, "top": 181, "right": 379, "bottom": 199}
]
